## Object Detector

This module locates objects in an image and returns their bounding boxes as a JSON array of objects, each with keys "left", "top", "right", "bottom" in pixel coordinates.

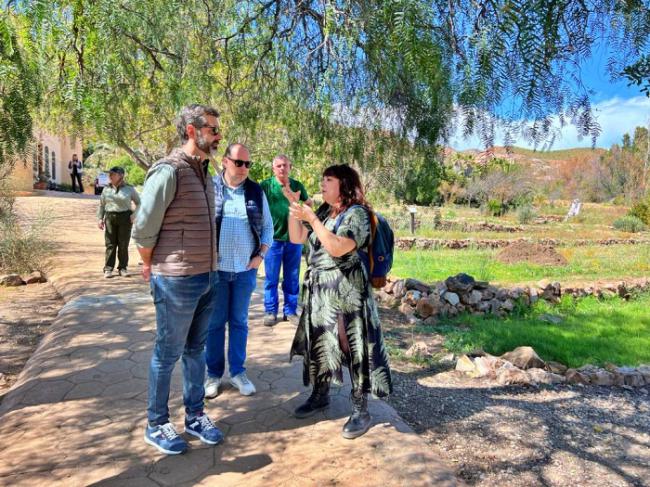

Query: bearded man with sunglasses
[
  {"left": 133, "top": 104, "right": 223, "bottom": 455},
  {"left": 204, "top": 143, "right": 273, "bottom": 398}
]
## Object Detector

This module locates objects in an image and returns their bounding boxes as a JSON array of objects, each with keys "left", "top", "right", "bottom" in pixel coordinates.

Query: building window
[
  {"left": 44, "top": 146, "right": 50, "bottom": 178},
  {"left": 51, "top": 151, "right": 56, "bottom": 180},
  {"left": 32, "top": 147, "right": 38, "bottom": 173}
]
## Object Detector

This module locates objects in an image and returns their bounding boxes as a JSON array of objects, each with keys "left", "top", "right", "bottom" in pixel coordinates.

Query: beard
[{"left": 196, "top": 133, "right": 219, "bottom": 156}]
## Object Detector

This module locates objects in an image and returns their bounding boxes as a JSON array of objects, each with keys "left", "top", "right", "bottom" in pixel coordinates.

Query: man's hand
[
  {"left": 97, "top": 219, "right": 105, "bottom": 230},
  {"left": 141, "top": 264, "right": 152, "bottom": 282},
  {"left": 247, "top": 255, "right": 263, "bottom": 270},
  {"left": 137, "top": 246, "right": 154, "bottom": 282}
]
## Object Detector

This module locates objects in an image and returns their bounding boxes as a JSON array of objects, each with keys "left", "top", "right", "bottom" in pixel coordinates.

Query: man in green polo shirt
[{"left": 260, "top": 155, "right": 312, "bottom": 326}]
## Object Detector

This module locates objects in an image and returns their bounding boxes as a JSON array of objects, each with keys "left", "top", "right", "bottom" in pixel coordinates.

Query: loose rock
[
  {"left": 500, "top": 346, "right": 546, "bottom": 370},
  {"left": 565, "top": 369, "right": 590, "bottom": 385},
  {"left": 496, "top": 362, "right": 532, "bottom": 386},
  {"left": 0, "top": 274, "right": 25, "bottom": 287},
  {"left": 546, "top": 361, "right": 568, "bottom": 375},
  {"left": 405, "top": 341, "right": 431, "bottom": 359},
  {"left": 24, "top": 271, "right": 47, "bottom": 284},
  {"left": 443, "top": 292, "right": 460, "bottom": 306},
  {"left": 405, "top": 278, "right": 431, "bottom": 294},
  {"left": 445, "top": 273, "right": 476, "bottom": 294},
  {"left": 455, "top": 355, "right": 476, "bottom": 373},
  {"left": 527, "top": 367, "right": 565, "bottom": 385}
]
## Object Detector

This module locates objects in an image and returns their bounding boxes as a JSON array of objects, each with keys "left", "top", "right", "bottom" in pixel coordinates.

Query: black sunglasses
[
  {"left": 227, "top": 156, "right": 252, "bottom": 168},
  {"left": 201, "top": 124, "right": 220, "bottom": 136}
]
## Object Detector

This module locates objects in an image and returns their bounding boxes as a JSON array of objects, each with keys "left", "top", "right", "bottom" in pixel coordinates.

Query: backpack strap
[
  {"left": 367, "top": 211, "right": 377, "bottom": 274},
  {"left": 333, "top": 205, "right": 376, "bottom": 270}
]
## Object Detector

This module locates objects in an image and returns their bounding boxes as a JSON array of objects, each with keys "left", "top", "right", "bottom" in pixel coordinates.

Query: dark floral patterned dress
[{"left": 290, "top": 204, "right": 393, "bottom": 397}]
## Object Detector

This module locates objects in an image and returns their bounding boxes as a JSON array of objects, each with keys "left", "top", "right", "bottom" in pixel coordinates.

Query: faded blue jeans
[
  {"left": 147, "top": 271, "right": 218, "bottom": 426},
  {"left": 205, "top": 269, "right": 258, "bottom": 379}
]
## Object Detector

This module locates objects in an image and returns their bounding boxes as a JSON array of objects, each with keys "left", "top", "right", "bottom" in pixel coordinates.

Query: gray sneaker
[
  {"left": 119, "top": 268, "right": 130, "bottom": 277},
  {"left": 263, "top": 313, "right": 277, "bottom": 327},
  {"left": 104, "top": 270, "right": 113, "bottom": 279},
  {"left": 204, "top": 376, "right": 221, "bottom": 399},
  {"left": 230, "top": 372, "right": 256, "bottom": 396}
]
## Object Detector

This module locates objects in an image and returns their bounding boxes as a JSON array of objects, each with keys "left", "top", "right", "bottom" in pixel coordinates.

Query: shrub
[
  {"left": 433, "top": 207, "right": 442, "bottom": 228},
  {"left": 0, "top": 182, "right": 14, "bottom": 221},
  {"left": 104, "top": 155, "right": 146, "bottom": 186},
  {"left": 532, "top": 194, "right": 547, "bottom": 207},
  {"left": 0, "top": 210, "right": 55, "bottom": 274},
  {"left": 613, "top": 215, "right": 647, "bottom": 233},
  {"left": 517, "top": 204, "right": 537, "bottom": 224},
  {"left": 484, "top": 199, "right": 506, "bottom": 216},
  {"left": 629, "top": 198, "right": 650, "bottom": 225}
]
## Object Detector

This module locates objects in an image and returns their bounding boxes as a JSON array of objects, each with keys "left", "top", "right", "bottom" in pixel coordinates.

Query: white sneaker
[
  {"left": 230, "top": 372, "right": 256, "bottom": 396},
  {"left": 104, "top": 270, "right": 113, "bottom": 278},
  {"left": 204, "top": 376, "right": 221, "bottom": 399},
  {"left": 119, "top": 268, "right": 130, "bottom": 277}
]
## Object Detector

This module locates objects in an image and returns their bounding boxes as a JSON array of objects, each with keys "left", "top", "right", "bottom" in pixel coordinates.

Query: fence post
[{"left": 408, "top": 206, "right": 417, "bottom": 235}]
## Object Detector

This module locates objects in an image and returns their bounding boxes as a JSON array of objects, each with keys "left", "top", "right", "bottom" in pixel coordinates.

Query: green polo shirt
[{"left": 260, "top": 176, "right": 309, "bottom": 241}]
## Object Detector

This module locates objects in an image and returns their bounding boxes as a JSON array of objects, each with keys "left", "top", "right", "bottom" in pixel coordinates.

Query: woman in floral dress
[{"left": 285, "top": 164, "right": 392, "bottom": 439}]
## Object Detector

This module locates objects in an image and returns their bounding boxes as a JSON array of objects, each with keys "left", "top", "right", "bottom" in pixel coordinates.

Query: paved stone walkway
[{"left": 0, "top": 193, "right": 458, "bottom": 486}]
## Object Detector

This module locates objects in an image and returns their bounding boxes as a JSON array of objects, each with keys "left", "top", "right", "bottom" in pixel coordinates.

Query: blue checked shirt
[{"left": 217, "top": 181, "right": 274, "bottom": 273}]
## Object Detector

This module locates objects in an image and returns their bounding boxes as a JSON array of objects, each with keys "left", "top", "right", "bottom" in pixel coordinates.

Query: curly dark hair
[
  {"left": 322, "top": 164, "right": 371, "bottom": 214},
  {"left": 175, "top": 104, "right": 220, "bottom": 143}
]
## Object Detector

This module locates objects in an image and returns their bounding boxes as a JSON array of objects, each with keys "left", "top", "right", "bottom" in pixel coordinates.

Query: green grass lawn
[
  {"left": 417, "top": 294, "right": 650, "bottom": 368},
  {"left": 392, "top": 243, "right": 650, "bottom": 285}
]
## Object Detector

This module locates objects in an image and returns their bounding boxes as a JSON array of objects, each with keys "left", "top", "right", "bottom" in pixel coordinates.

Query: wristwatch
[{"left": 258, "top": 249, "right": 267, "bottom": 259}]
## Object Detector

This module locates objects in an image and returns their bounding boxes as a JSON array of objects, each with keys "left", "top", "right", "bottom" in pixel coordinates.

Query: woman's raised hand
[
  {"left": 282, "top": 184, "right": 301, "bottom": 204},
  {"left": 288, "top": 201, "right": 317, "bottom": 224}
]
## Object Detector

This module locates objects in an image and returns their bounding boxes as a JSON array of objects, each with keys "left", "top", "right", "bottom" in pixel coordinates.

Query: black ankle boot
[
  {"left": 293, "top": 382, "right": 330, "bottom": 419},
  {"left": 342, "top": 392, "right": 371, "bottom": 439}
]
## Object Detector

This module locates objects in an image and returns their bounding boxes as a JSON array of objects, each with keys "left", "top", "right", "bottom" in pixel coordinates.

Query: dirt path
[{"left": 0, "top": 282, "right": 64, "bottom": 402}]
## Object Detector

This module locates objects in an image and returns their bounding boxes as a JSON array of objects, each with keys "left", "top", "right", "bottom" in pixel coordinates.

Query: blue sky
[{"left": 450, "top": 44, "right": 650, "bottom": 151}]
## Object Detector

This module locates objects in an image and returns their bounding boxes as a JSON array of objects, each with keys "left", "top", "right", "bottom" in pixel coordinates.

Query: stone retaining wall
[
  {"left": 449, "top": 346, "right": 650, "bottom": 388},
  {"left": 395, "top": 237, "right": 650, "bottom": 250},
  {"left": 383, "top": 276, "right": 650, "bottom": 389},
  {"left": 376, "top": 274, "right": 650, "bottom": 322}
]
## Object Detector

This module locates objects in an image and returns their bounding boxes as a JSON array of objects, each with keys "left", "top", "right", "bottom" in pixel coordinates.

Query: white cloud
[{"left": 450, "top": 95, "right": 650, "bottom": 151}]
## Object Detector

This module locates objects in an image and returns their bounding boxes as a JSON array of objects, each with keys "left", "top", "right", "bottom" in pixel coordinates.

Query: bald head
[{"left": 222, "top": 142, "right": 252, "bottom": 187}]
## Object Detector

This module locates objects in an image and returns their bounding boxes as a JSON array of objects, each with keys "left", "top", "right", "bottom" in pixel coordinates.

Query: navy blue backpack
[{"left": 334, "top": 205, "right": 394, "bottom": 288}]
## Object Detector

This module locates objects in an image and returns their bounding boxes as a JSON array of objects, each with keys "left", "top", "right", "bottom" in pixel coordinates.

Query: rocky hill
[{"left": 447, "top": 146, "right": 606, "bottom": 181}]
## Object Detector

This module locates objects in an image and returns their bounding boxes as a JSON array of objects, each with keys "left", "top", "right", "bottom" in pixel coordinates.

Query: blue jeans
[
  {"left": 263, "top": 240, "right": 302, "bottom": 316},
  {"left": 147, "top": 271, "right": 218, "bottom": 426},
  {"left": 205, "top": 269, "right": 258, "bottom": 378}
]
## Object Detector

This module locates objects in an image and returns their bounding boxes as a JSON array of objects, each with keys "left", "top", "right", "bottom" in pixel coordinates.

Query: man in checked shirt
[{"left": 204, "top": 143, "right": 273, "bottom": 399}]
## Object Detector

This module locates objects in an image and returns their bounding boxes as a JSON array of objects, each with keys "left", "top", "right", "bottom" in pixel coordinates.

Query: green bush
[
  {"left": 433, "top": 207, "right": 442, "bottom": 228},
  {"left": 516, "top": 204, "right": 537, "bottom": 224},
  {"left": 629, "top": 198, "right": 650, "bottom": 225},
  {"left": 485, "top": 199, "right": 505, "bottom": 216},
  {"left": 104, "top": 155, "right": 146, "bottom": 186},
  {"left": 613, "top": 215, "right": 647, "bottom": 233},
  {"left": 0, "top": 211, "right": 55, "bottom": 273}
]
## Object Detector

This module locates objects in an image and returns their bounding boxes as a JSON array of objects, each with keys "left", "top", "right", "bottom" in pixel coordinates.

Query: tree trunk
[{"left": 117, "top": 140, "right": 152, "bottom": 171}]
